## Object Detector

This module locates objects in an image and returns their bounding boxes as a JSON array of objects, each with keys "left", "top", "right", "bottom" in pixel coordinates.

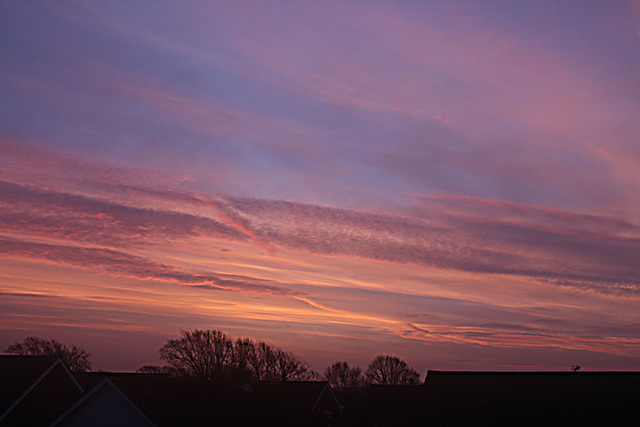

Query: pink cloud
[
  {"left": 219, "top": 195, "right": 640, "bottom": 296},
  {"left": 0, "top": 179, "right": 246, "bottom": 248},
  {"left": 4, "top": 147, "right": 640, "bottom": 298},
  {"left": 400, "top": 322, "right": 640, "bottom": 357},
  {"left": 0, "top": 237, "right": 301, "bottom": 298}
]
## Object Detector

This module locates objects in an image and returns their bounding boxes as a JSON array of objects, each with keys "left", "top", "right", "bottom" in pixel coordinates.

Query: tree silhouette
[
  {"left": 160, "top": 329, "right": 234, "bottom": 380},
  {"left": 159, "top": 329, "right": 317, "bottom": 381},
  {"left": 136, "top": 365, "right": 170, "bottom": 374},
  {"left": 5, "top": 336, "right": 92, "bottom": 372},
  {"left": 365, "top": 355, "right": 420, "bottom": 385},
  {"left": 324, "top": 361, "right": 364, "bottom": 390},
  {"left": 271, "top": 347, "right": 317, "bottom": 381},
  {"left": 248, "top": 340, "right": 317, "bottom": 381}
]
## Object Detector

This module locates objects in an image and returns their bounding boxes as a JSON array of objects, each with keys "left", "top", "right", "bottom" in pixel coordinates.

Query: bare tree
[
  {"left": 365, "top": 355, "right": 420, "bottom": 385},
  {"left": 230, "top": 338, "right": 255, "bottom": 380},
  {"left": 271, "top": 348, "right": 317, "bottom": 381},
  {"left": 249, "top": 340, "right": 278, "bottom": 380},
  {"left": 5, "top": 336, "right": 92, "bottom": 372},
  {"left": 159, "top": 329, "right": 234, "bottom": 380},
  {"left": 236, "top": 338, "right": 317, "bottom": 381},
  {"left": 159, "top": 330, "right": 317, "bottom": 381},
  {"left": 324, "top": 361, "right": 364, "bottom": 390}
]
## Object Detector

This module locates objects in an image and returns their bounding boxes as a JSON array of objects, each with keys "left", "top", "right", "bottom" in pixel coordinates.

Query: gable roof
[
  {"left": 0, "top": 355, "right": 61, "bottom": 414},
  {"left": 311, "top": 383, "right": 342, "bottom": 413},
  {"left": 0, "top": 356, "right": 84, "bottom": 426},
  {"left": 50, "top": 378, "right": 157, "bottom": 427},
  {"left": 75, "top": 373, "right": 257, "bottom": 426}
]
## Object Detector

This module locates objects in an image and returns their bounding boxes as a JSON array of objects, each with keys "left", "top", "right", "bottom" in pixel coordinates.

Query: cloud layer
[
  {"left": 2, "top": 1, "right": 640, "bottom": 371},
  {"left": 4, "top": 148, "right": 640, "bottom": 299}
]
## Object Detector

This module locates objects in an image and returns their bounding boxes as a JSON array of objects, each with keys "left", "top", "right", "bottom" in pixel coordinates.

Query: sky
[{"left": 2, "top": 0, "right": 640, "bottom": 374}]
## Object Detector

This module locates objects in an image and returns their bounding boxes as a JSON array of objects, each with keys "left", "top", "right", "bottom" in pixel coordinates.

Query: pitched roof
[
  {"left": 75, "top": 373, "right": 249, "bottom": 426},
  {"left": 0, "top": 356, "right": 83, "bottom": 426},
  {"left": 0, "top": 355, "right": 60, "bottom": 414},
  {"left": 50, "top": 378, "right": 157, "bottom": 427}
]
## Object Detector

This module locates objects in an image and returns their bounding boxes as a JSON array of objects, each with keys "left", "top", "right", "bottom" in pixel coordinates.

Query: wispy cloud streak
[
  {"left": 221, "top": 196, "right": 640, "bottom": 296},
  {"left": 3, "top": 151, "right": 640, "bottom": 298},
  {"left": 400, "top": 322, "right": 640, "bottom": 357},
  {"left": 0, "top": 179, "right": 245, "bottom": 247},
  {"left": 0, "top": 236, "right": 300, "bottom": 297}
]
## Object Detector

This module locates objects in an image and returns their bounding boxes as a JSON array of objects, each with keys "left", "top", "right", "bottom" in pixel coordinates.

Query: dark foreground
[{"left": 2, "top": 356, "right": 638, "bottom": 426}]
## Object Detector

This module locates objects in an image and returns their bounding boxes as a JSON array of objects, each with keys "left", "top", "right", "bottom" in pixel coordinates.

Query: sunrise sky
[{"left": 2, "top": 1, "right": 640, "bottom": 373}]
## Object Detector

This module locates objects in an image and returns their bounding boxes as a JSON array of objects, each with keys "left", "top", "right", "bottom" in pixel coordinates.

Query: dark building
[{"left": 2, "top": 357, "right": 639, "bottom": 426}]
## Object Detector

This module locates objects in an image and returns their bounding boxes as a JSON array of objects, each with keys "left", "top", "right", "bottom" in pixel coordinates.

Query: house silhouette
[{"left": 2, "top": 357, "right": 640, "bottom": 426}]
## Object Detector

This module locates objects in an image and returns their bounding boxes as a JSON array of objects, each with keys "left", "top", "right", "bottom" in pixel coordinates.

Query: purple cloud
[
  {"left": 0, "top": 179, "right": 246, "bottom": 247},
  {"left": 4, "top": 164, "right": 640, "bottom": 297},
  {"left": 220, "top": 195, "right": 640, "bottom": 296}
]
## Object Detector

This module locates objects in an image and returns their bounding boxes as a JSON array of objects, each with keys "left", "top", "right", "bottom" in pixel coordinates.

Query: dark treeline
[{"left": 4, "top": 330, "right": 422, "bottom": 386}]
